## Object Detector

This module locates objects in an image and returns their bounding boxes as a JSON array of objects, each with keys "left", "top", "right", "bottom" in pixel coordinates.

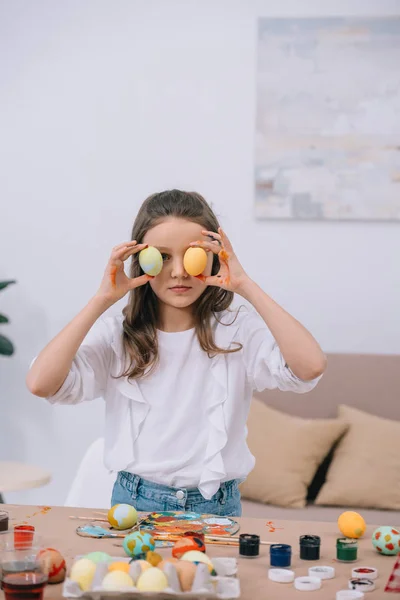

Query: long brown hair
[{"left": 120, "top": 189, "right": 241, "bottom": 379}]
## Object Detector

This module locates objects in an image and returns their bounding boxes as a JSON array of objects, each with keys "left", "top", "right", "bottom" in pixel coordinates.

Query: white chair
[{"left": 65, "top": 438, "right": 116, "bottom": 508}]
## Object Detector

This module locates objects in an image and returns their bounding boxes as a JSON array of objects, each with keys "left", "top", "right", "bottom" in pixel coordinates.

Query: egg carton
[{"left": 62, "top": 556, "right": 240, "bottom": 600}]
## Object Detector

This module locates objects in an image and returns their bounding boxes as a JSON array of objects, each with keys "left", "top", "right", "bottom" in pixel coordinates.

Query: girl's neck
[{"left": 157, "top": 302, "right": 195, "bottom": 333}]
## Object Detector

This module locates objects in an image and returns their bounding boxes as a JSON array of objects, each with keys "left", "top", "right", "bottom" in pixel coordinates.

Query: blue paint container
[{"left": 270, "top": 544, "right": 292, "bottom": 567}]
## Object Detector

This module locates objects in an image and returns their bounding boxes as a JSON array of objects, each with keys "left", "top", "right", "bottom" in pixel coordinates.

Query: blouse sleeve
[
  {"left": 45, "top": 317, "right": 114, "bottom": 405},
  {"left": 237, "top": 309, "right": 322, "bottom": 394}
]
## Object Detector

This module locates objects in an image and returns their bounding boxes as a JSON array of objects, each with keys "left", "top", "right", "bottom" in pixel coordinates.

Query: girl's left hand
[{"left": 189, "top": 228, "right": 250, "bottom": 293}]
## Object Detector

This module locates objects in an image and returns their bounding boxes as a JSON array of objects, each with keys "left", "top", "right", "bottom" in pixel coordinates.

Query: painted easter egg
[
  {"left": 338, "top": 511, "right": 366, "bottom": 539},
  {"left": 85, "top": 551, "right": 111, "bottom": 564},
  {"left": 183, "top": 247, "right": 208, "bottom": 276},
  {"left": 372, "top": 526, "right": 400, "bottom": 555},
  {"left": 136, "top": 567, "right": 168, "bottom": 592},
  {"left": 172, "top": 536, "right": 206, "bottom": 559},
  {"left": 70, "top": 558, "right": 97, "bottom": 591},
  {"left": 139, "top": 246, "right": 163, "bottom": 276},
  {"left": 108, "top": 504, "right": 137, "bottom": 530},
  {"left": 36, "top": 548, "right": 66, "bottom": 584},
  {"left": 123, "top": 531, "right": 156, "bottom": 558},
  {"left": 108, "top": 561, "right": 130, "bottom": 574},
  {"left": 102, "top": 571, "right": 134, "bottom": 590},
  {"left": 180, "top": 550, "right": 216, "bottom": 575}
]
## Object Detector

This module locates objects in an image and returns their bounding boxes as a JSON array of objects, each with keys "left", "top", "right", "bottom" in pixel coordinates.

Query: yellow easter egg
[
  {"left": 102, "top": 571, "right": 134, "bottom": 590},
  {"left": 136, "top": 567, "right": 168, "bottom": 592},
  {"left": 139, "top": 246, "right": 163, "bottom": 276},
  {"left": 183, "top": 247, "right": 208, "bottom": 276},
  {"left": 108, "top": 503, "right": 137, "bottom": 530},
  {"left": 338, "top": 511, "right": 366, "bottom": 539},
  {"left": 70, "top": 558, "right": 97, "bottom": 591},
  {"left": 108, "top": 561, "right": 130, "bottom": 574}
]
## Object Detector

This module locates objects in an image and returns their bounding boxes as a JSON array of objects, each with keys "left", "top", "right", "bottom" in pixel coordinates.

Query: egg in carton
[{"left": 63, "top": 555, "right": 239, "bottom": 599}]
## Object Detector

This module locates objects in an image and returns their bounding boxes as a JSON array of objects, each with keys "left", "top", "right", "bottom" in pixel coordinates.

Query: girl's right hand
[{"left": 95, "top": 241, "right": 153, "bottom": 304}]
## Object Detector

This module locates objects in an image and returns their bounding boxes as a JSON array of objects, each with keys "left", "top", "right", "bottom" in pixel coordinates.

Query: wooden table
[{"left": 0, "top": 505, "right": 396, "bottom": 599}]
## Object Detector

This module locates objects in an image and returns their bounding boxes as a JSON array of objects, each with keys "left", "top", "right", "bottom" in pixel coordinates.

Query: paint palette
[{"left": 138, "top": 511, "right": 240, "bottom": 537}]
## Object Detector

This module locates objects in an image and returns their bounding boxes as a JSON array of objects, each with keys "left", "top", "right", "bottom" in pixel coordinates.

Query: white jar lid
[
  {"left": 351, "top": 567, "right": 378, "bottom": 580},
  {"left": 268, "top": 568, "right": 295, "bottom": 583},
  {"left": 337, "top": 591, "right": 365, "bottom": 600},
  {"left": 308, "top": 565, "right": 335, "bottom": 580},
  {"left": 348, "top": 577, "right": 375, "bottom": 592},
  {"left": 294, "top": 576, "right": 322, "bottom": 591}
]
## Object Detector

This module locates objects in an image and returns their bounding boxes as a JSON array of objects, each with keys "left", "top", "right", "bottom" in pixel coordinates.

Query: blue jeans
[{"left": 111, "top": 472, "right": 242, "bottom": 517}]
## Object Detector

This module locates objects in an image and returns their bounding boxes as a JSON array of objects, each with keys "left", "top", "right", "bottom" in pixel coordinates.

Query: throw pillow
[
  {"left": 240, "top": 399, "right": 348, "bottom": 508},
  {"left": 315, "top": 405, "right": 400, "bottom": 510}
]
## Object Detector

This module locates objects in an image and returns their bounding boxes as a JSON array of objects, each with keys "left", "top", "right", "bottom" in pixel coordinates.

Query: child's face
[{"left": 142, "top": 217, "right": 214, "bottom": 311}]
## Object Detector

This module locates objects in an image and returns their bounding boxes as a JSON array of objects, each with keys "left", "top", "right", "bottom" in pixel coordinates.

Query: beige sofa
[{"left": 241, "top": 353, "right": 400, "bottom": 525}]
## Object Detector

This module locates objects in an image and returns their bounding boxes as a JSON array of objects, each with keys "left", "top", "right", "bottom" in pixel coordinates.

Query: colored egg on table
[
  {"left": 172, "top": 536, "right": 206, "bottom": 559},
  {"left": 136, "top": 567, "right": 168, "bottom": 592},
  {"left": 36, "top": 548, "right": 66, "bottom": 584},
  {"left": 108, "top": 561, "right": 130, "bottom": 574},
  {"left": 102, "top": 570, "right": 134, "bottom": 590},
  {"left": 183, "top": 247, "right": 208, "bottom": 276},
  {"left": 123, "top": 531, "right": 155, "bottom": 558},
  {"left": 180, "top": 550, "right": 216, "bottom": 575},
  {"left": 372, "top": 526, "right": 400, "bottom": 555},
  {"left": 70, "top": 558, "right": 97, "bottom": 591},
  {"left": 139, "top": 246, "right": 163, "bottom": 276},
  {"left": 84, "top": 551, "right": 111, "bottom": 564},
  {"left": 108, "top": 503, "right": 137, "bottom": 530},
  {"left": 338, "top": 511, "right": 366, "bottom": 539}
]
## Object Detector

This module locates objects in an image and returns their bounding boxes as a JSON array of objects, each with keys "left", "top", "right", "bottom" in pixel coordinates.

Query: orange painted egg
[
  {"left": 36, "top": 548, "right": 66, "bottom": 584},
  {"left": 172, "top": 536, "right": 206, "bottom": 559}
]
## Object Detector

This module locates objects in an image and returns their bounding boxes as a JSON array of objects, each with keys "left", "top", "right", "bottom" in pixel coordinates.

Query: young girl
[{"left": 27, "top": 189, "right": 326, "bottom": 516}]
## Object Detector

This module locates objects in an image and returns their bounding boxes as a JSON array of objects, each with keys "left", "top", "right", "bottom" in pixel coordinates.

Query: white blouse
[{"left": 46, "top": 308, "right": 321, "bottom": 499}]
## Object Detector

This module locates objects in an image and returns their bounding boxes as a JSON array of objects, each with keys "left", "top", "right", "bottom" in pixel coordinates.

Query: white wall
[{"left": 1, "top": 0, "right": 399, "bottom": 507}]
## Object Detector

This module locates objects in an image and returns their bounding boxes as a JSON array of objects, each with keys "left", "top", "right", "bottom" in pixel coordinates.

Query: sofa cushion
[
  {"left": 315, "top": 405, "right": 400, "bottom": 510},
  {"left": 240, "top": 399, "right": 348, "bottom": 508}
]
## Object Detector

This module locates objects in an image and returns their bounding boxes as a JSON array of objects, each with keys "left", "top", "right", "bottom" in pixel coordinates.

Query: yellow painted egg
[
  {"left": 102, "top": 571, "right": 134, "bottom": 590},
  {"left": 180, "top": 550, "right": 215, "bottom": 574},
  {"left": 136, "top": 567, "right": 169, "bottom": 592},
  {"left": 338, "top": 511, "right": 366, "bottom": 539},
  {"left": 108, "top": 561, "right": 130, "bottom": 574},
  {"left": 139, "top": 246, "right": 163, "bottom": 276},
  {"left": 108, "top": 504, "right": 137, "bottom": 530},
  {"left": 183, "top": 247, "right": 208, "bottom": 276},
  {"left": 175, "top": 560, "right": 197, "bottom": 592},
  {"left": 70, "top": 558, "right": 97, "bottom": 591}
]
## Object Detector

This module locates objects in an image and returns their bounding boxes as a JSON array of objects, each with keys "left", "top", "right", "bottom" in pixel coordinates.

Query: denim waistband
[{"left": 117, "top": 472, "right": 238, "bottom": 505}]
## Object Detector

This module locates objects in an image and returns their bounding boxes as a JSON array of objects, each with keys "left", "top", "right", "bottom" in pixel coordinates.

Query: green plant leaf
[
  {"left": 0, "top": 334, "right": 14, "bottom": 356},
  {"left": 0, "top": 314, "right": 9, "bottom": 324},
  {"left": 0, "top": 280, "right": 16, "bottom": 291}
]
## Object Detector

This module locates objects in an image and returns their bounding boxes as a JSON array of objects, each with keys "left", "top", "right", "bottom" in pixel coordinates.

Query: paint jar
[
  {"left": 0, "top": 512, "right": 8, "bottom": 532},
  {"left": 239, "top": 534, "right": 260, "bottom": 558},
  {"left": 270, "top": 544, "right": 292, "bottom": 567},
  {"left": 13, "top": 526, "right": 35, "bottom": 550},
  {"left": 300, "top": 535, "right": 321, "bottom": 560},
  {"left": 336, "top": 538, "right": 358, "bottom": 562}
]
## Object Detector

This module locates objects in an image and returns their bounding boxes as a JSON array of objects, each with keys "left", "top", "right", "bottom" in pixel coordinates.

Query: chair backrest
[{"left": 64, "top": 437, "right": 116, "bottom": 508}]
